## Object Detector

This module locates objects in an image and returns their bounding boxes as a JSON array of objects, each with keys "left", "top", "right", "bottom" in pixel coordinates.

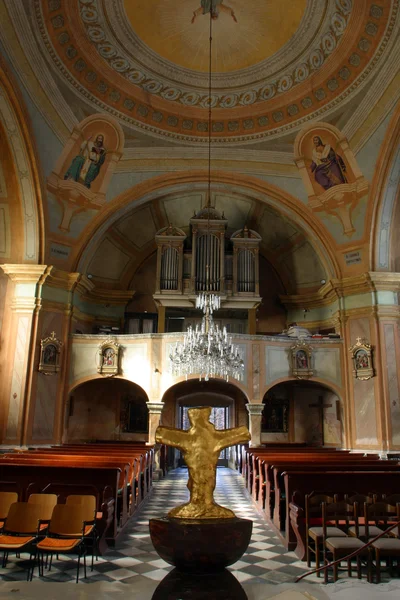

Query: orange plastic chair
[
  {"left": 0, "top": 502, "right": 43, "bottom": 580},
  {"left": 36, "top": 504, "right": 94, "bottom": 583},
  {"left": 0, "top": 492, "right": 18, "bottom": 531}
]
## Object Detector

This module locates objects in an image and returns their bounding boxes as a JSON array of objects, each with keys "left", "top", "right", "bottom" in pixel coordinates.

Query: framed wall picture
[
  {"left": 349, "top": 337, "right": 374, "bottom": 380},
  {"left": 290, "top": 340, "right": 313, "bottom": 380},
  {"left": 261, "top": 394, "right": 289, "bottom": 433},
  {"left": 38, "top": 331, "right": 63, "bottom": 375},
  {"left": 97, "top": 339, "right": 120, "bottom": 377}
]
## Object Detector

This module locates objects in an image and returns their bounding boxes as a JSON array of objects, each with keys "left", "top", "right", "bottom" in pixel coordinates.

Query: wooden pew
[
  {"left": 0, "top": 463, "right": 121, "bottom": 552},
  {"left": 271, "top": 461, "right": 400, "bottom": 533},
  {"left": 0, "top": 455, "right": 131, "bottom": 528},
  {"left": 284, "top": 470, "right": 400, "bottom": 559}
]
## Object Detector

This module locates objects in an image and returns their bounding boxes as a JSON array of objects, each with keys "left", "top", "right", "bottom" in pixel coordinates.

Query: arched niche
[
  {"left": 161, "top": 378, "right": 249, "bottom": 430},
  {"left": 65, "top": 377, "right": 149, "bottom": 442},
  {"left": 261, "top": 380, "right": 342, "bottom": 448},
  {"left": 161, "top": 378, "right": 249, "bottom": 467}
]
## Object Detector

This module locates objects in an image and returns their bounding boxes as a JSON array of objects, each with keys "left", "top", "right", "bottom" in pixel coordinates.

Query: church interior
[{"left": 0, "top": 0, "right": 400, "bottom": 596}]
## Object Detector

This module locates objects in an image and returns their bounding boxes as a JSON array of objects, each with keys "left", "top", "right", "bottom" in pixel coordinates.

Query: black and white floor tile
[{"left": 0, "top": 468, "right": 392, "bottom": 586}]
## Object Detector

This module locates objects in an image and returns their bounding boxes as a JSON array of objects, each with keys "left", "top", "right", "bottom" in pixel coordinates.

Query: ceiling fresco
[
  {"left": 33, "top": 0, "right": 396, "bottom": 143},
  {"left": 126, "top": 0, "right": 307, "bottom": 74}
]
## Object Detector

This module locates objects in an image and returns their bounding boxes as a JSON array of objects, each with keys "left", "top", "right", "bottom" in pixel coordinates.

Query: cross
[
  {"left": 308, "top": 396, "right": 332, "bottom": 446},
  {"left": 155, "top": 407, "right": 250, "bottom": 519},
  {"left": 356, "top": 337, "right": 363, "bottom": 344}
]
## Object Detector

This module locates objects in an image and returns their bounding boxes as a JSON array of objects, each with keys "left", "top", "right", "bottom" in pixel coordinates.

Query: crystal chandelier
[{"left": 169, "top": 295, "right": 244, "bottom": 382}]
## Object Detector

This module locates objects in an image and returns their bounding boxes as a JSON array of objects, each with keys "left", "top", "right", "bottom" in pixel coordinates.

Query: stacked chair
[
  {"left": 0, "top": 493, "right": 99, "bottom": 582},
  {"left": 305, "top": 492, "right": 400, "bottom": 583}
]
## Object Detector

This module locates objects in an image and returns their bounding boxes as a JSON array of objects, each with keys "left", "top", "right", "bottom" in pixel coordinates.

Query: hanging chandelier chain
[
  {"left": 207, "top": 10, "right": 212, "bottom": 209},
  {"left": 168, "top": 11, "right": 244, "bottom": 384}
]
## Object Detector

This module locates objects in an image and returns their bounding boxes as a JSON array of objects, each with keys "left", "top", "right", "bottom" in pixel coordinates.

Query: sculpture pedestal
[
  {"left": 149, "top": 517, "right": 252, "bottom": 573},
  {"left": 152, "top": 568, "right": 248, "bottom": 599}
]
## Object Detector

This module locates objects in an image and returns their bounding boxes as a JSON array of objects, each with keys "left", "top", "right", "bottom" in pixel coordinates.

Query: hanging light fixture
[{"left": 169, "top": 12, "right": 244, "bottom": 383}]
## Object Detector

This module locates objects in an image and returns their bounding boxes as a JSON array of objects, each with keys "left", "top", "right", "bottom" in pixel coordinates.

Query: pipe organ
[{"left": 154, "top": 205, "right": 261, "bottom": 312}]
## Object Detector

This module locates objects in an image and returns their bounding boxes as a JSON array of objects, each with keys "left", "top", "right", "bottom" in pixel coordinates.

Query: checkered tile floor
[{"left": 0, "top": 468, "right": 374, "bottom": 585}]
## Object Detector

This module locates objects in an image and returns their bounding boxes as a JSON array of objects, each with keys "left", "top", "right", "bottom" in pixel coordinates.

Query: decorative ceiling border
[{"left": 33, "top": 0, "right": 397, "bottom": 143}]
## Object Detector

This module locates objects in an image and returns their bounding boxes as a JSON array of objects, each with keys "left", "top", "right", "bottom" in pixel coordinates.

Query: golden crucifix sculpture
[{"left": 155, "top": 407, "right": 251, "bottom": 519}]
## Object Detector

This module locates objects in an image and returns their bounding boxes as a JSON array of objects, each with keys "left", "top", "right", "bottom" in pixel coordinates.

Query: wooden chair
[
  {"left": 0, "top": 502, "right": 44, "bottom": 580},
  {"left": 0, "top": 492, "right": 18, "bottom": 531},
  {"left": 36, "top": 504, "right": 94, "bottom": 583},
  {"left": 306, "top": 493, "right": 342, "bottom": 574},
  {"left": 369, "top": 503, "right": 400, "bottom": 583},
  {"left": 66, "top": 494, "right": 98, "bottom": 568},
  {"left": 322, "top": 501, "right": 368, "bottom": 583},
  {"left": 348, "top": 501, "right": 389, "bottom": 541}
]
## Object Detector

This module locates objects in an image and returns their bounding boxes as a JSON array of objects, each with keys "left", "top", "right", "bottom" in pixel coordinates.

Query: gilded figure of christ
[{"left": 156, "top": 407, "right": 250, "bottom": 519}]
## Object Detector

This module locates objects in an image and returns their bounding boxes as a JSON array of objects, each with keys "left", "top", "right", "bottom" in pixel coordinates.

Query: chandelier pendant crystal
[{"left": 169, "top": 270, "right": 244, "bottom": 382}]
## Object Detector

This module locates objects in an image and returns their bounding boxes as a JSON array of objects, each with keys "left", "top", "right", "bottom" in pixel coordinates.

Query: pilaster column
[
  {"left": 146, "top": 401, "right": 165, "bottom": 480},
  {"left": 0, "top": 264, "right": 50, "bottom": 445},
  {"left": 245, "top": 403, "right": 265, "bottom": 447},
  {"left": 146, "top": 402, "right": 164, "bottom": 445},
  {"left": 157, "top": 305, "right": 166, "bottom": 333}
]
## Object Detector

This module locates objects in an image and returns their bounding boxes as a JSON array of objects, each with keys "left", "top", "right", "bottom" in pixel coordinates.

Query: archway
[
  {"left": 161, "top": 378, "right": 249, "bottom": 466},
  {"left": 261, "top": 380, "right": 342, "bottom": 448},
  {"left": 65, "top": 378, "right": 149, "bottom": 442}
]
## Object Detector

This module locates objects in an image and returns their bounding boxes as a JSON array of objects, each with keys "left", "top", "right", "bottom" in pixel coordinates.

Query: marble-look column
[
  {"left": 147, "top": 401, "right": 165, "bottom": 479},
  {"left": 245, "top": 403, "right": 264, "bottom": 447},
  {"left": 0, "top": 264, "right": 49, "bottom": 445}
]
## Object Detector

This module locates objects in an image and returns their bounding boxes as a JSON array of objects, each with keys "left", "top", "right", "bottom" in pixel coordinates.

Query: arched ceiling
[
  {"left": 33, "top": 0, "right": 396, "bottom": 143},
  {"left": 80, "top": 189, "right": 329, "bottom": 294}
]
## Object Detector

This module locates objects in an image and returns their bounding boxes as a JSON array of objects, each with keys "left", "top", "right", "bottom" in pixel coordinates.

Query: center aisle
[{"left": 103, "top": 466, "right": 313, "bottom": 586}]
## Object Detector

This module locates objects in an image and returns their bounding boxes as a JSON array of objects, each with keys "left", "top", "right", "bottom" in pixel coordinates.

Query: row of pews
[
  {"left": 0, "top": 442, "right": 164, "bottom": 554},
  {"left": 237, "top": 444, "right": 400, "bottom": 560}
]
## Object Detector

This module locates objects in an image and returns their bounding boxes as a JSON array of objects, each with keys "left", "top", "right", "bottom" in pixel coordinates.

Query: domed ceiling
[{"left": 36, "top": 0, "right": 394, "bottom": 143}]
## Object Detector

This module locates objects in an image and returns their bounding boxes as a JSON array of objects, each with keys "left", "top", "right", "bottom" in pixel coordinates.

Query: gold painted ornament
[{"left": 155, "top": 407, "right": 251, "bottom": 519}]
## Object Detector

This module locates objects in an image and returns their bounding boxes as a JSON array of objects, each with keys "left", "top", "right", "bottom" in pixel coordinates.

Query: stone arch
[
  {"left": 370, "top": 104, "right": 400, "bottom": 271},
  {"left": 261, "top": 378, "right": 343, "bottom": 447},
  {"left": 160, "top": 378, "right": 250, "bottom": 431},
  {"left": 66, "top": 376, "right": 149, "bottom": 442},
  {"left": 0, "top": 60, "right": 44, "bottom": 263},
  {"left": 72, "top": 171, "right": 341, "bottom": 288}
]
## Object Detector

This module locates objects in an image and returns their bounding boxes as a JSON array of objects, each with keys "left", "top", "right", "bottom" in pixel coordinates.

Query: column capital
[
  {"left": 1, "top": 264, "right": 49, "bottom": 284},
  {"left": 146, "top": 402, "right": 164, "bottom": 415},
  {"left": 45, "top": 269, "right": 82, "bottom": 292},
  {"left": 245, "top": 403, "right": 264, "bottom": 416}
]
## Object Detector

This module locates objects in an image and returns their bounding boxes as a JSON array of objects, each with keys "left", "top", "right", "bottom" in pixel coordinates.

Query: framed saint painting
[
  {"left": 290, "top": 341, "right": 313, "bottom": 380},
  {"left": 97, "top": 339, "right": 120, "bottom": 377},
  {"left": 38, "top": 331, "right": 62, "bottom": 375},
  {"left": 349, "top": 338, "right": 374, "bottom": 380}
]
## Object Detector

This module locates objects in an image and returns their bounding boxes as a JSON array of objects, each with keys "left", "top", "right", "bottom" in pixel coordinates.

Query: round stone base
[{"left": 149, "top": 516, "right": 252, "bottom": 573}]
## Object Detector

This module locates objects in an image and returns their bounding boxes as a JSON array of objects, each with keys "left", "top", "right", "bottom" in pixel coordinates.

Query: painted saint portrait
[
  {"left": 38, "top": 332, "right": 62, "bottom": 375},
  {"left": 102, "top": 347, "right": 115, "bottom": 366},
  {"left": 261, "top": 397, "right": 289, "bottom": 433},
  {"left": 296, "top": 350, "right": 308, "bottom": 369},
  {"left": 310, "top": 136, "right": 347, "bottom": 191},
  {"left": 191, "top": 0, "right": 237, "bottom": 23},
  {"left": 43, "top": 343, "right": 57, "bottom": 365},
  {"left": 64, "top": 134, "right": 106, "bottom": 189},
  {"left": 355, "top": 349, "right": 368, "bottom": 370}
]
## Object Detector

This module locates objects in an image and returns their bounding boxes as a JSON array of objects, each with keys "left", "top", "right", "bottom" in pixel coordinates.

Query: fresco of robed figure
[
  {"left": 64, "top": 133, "right": 107, "bottom": 189},
  {"left": 192, "top": 0, "right": 237, "bottom": 23},
  {"left": 310, "top": 136, "right": 347, "bottom": 191}
]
